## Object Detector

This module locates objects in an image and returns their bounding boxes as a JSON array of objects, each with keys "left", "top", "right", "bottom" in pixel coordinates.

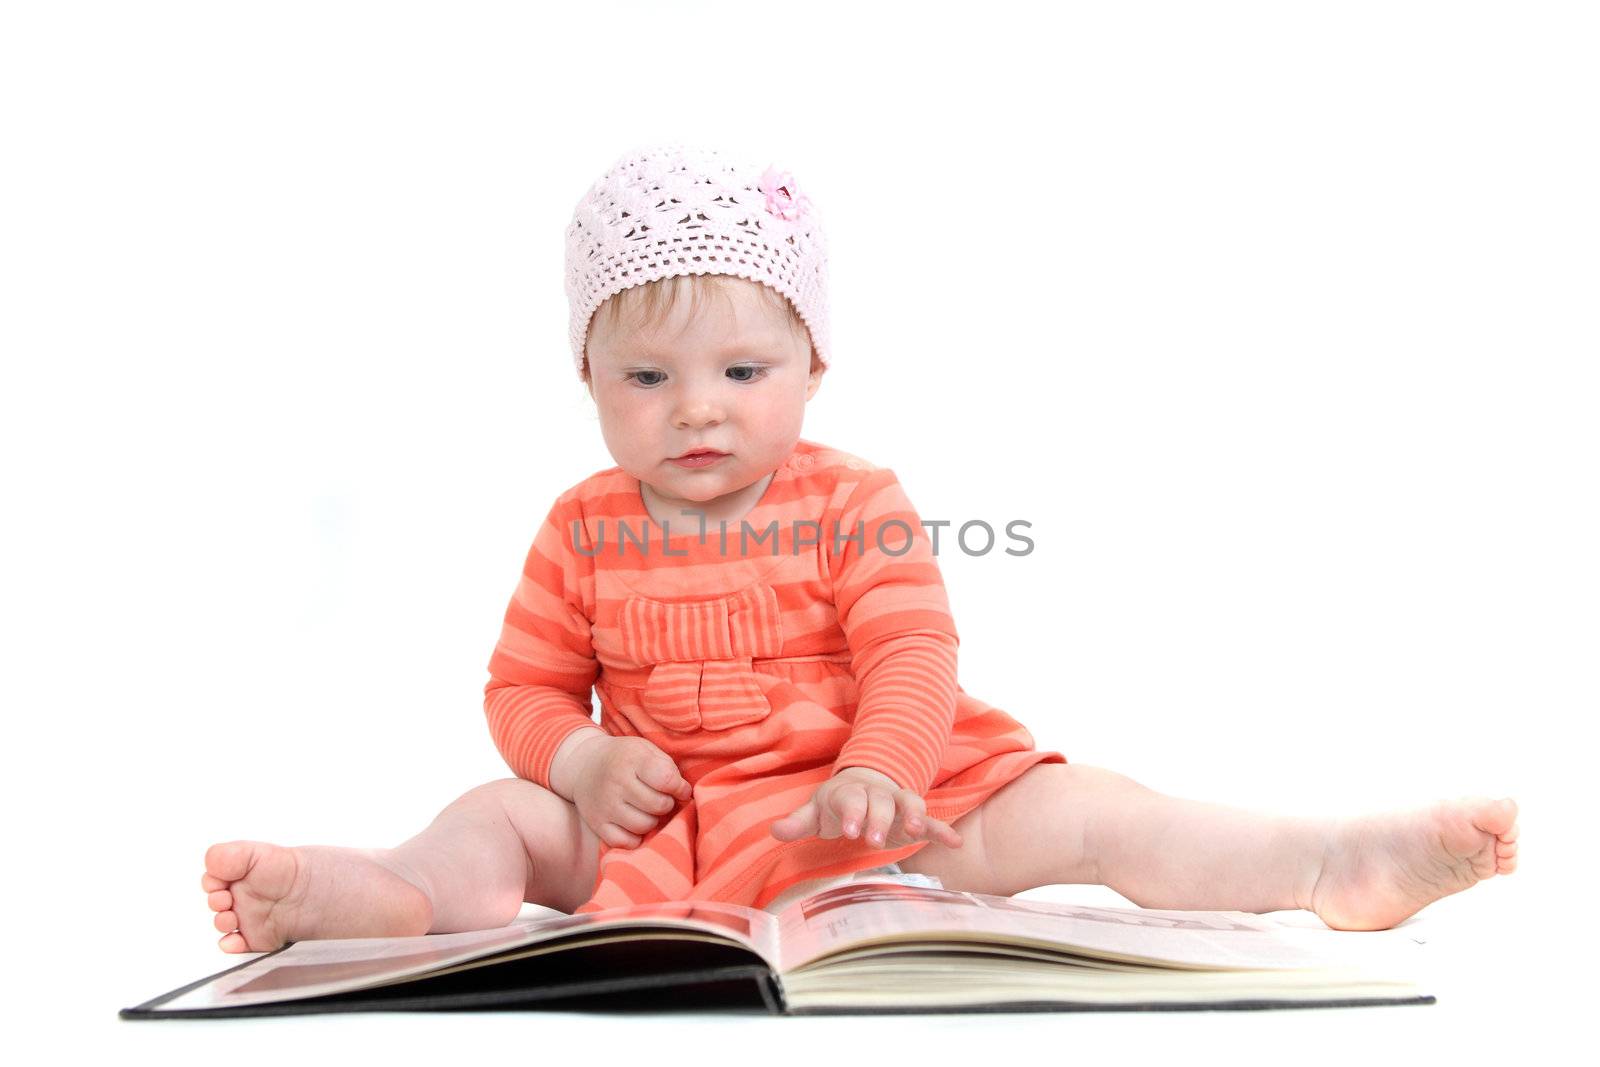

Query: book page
[
  {"left": 773, "top": 881, "right": 1353, "bottom": 974},
  {"left": 159, "top": 921, "right": 558, "bottom": 1012},
  {"left": 153, "top": 902, "right": 780, "bottom": 1013}
]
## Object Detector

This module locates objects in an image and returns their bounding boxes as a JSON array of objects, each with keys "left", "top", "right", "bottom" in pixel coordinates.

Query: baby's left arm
[
  {"left": 830, "top": 467, "right": 962, "bottom": 792},
  {"left": 769, "top": 467, "right": 964, "bottom": 849}
]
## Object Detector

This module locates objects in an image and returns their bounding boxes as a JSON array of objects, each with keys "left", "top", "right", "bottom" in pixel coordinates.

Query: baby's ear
[{"left": 805, "top": 360, "right": 825, "bottom": 400}]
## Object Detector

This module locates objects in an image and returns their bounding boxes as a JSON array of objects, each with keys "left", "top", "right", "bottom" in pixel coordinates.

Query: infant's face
[{"left": 586, "top": 277, "right": 822, "bottom": 524}]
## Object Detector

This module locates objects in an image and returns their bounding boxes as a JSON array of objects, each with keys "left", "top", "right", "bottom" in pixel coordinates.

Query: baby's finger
[
  {"left": 816, "top": 795, "right": 843, "bottom": 839},
  {"left": 626, "top": 777, "right": 682, "bottom": 815},
  {"left": 639, "top": 761, "right": 692, "bottom": 802},
  {"left": 612, "top": 800, "right": 662, "bottom": 836},
  {"left": 771, "top": 800, "right": 821, "bottom": 842},
  {"left": 831, "top": 783, "right": 869, "bottom": 839},
  {"left": 892, "top": 790, "right": 928, "bottom": 838},
  {"left": 863, "top": 789, "right": 896, "bottom": 847},
  {"left": 921, "top": 815, "right": 963, "bottom": 848},
  {"left": 600, "top": 823, "right": 642, "bottom": 849}
]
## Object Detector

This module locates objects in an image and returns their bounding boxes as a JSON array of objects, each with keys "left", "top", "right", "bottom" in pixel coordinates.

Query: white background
[{"left": 3, "top": 0, "right": 1594, "bottom": 1062}]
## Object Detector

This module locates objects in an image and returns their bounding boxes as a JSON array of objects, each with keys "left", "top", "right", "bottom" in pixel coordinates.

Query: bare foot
[
  {"left": 202, "top": 841, "right": 434, "bottom": 953},
  {"left": 1307, "top": 796, "right": 1519, "bottom": 931}
]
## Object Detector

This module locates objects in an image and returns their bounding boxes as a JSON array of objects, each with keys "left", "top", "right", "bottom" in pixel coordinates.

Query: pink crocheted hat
[{"left": 564, "top": 143, "right": 831, "bottom": 380}]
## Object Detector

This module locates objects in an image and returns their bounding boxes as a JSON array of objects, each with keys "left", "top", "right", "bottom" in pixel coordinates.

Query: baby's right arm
[
  {"left": 486, "top": 493, "right": 690, "bottom": 849},
  {"left": 549, "top": 728, "right": 693, "bottom": 849}
]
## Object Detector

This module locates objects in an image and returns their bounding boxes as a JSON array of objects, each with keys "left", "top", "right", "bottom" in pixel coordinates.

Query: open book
[{"left": 121, "top": 880, "right": 1432, "bottom": 1017}]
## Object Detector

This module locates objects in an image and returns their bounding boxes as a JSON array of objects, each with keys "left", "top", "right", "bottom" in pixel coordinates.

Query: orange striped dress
[{"left": 484, "top": 438, "right": 1067, "bottom": 913}]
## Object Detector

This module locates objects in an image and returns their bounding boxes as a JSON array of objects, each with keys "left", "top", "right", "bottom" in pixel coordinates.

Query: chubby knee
[
  {"left": 904, "top": 762, "right": 1146, "bottom": 895},
  {"left": 994, "top": 760, "right": 1145, "bottom": 810},
  {"left": 448, "top": 777, "right": 561, "bottom": 814},
  {"left": 444, "top": 778, "right": 598, "bottom": 915},
  {"left": 1051, "top": 762, "right": 1153, "bottom": 799}
]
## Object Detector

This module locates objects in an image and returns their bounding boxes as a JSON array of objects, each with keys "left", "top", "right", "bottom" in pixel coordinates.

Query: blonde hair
[{"left": 582, "top": 273, "right": 821, "bottom": 383}]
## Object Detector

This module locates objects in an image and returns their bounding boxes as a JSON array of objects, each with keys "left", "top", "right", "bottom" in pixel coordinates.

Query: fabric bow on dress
[{"left": 617, "top": 583, "right": 785, "bottom": 733}]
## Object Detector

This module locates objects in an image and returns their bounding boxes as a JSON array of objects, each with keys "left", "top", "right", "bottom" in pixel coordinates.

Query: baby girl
[{"left": 201, "top": 144, "right": 1519, "bottom": 951}]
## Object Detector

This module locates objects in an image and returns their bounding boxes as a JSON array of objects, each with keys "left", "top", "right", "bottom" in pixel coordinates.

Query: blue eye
[{"left": 624, "top": 366, "right": 766, "bottom": 386}]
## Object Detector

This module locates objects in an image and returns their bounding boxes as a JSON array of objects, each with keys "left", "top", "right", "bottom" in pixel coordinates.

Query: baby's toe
[
  {"left": 214, "top": 909, "right": 239, "bottom": 935},
  {"left": 204, "top": 841, "right": 256, "bottom": 883},
  {"left": 1496, "top": 818, "right": 1519, "bottom": 870},
  {"left": 201, "top": 872, "right": 228, "bottom": 893},
  {"left": 208, "top": 889, "right": 232, "bottom": 913},
  {"left": 218, "top": 931, "right": 249, "bottom": 953},
  {"left": 1472, "top": 797, "right": 1518, "bottom": 837}
]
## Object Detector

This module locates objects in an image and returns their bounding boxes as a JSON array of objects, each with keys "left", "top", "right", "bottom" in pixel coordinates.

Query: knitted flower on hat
[{"left": 758, "top": 165, "right": 813, "bottom": 222}]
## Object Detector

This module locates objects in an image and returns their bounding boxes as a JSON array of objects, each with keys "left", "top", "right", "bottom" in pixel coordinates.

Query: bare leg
[
  {"left": 900, "top": 763, "right": 1129, "bottom": 896},
  {"left": 383, "top": 777, "right": 605, "bottom": 932},
  {"left": 900, "top": 764, "right": 1520, "bottom": 930},
  {"left": 203, "top": 779, "right": 601, "bottom": 952},
  {"left": 1090, "top": 775, "right": 1337, "bottom": 913}
]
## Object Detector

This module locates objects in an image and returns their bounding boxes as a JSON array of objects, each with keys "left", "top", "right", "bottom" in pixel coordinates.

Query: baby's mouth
[{"left": 670, "top": 449, "right": 728, "bottom": 468}]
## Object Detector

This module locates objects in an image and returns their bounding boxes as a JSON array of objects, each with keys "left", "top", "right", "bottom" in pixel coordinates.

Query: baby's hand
[
  {"left": 769, "top": 767, "right": 962, "bottom": 850},
  {"left": 570, "top": 735, "right": 693, "bottom": 850}
]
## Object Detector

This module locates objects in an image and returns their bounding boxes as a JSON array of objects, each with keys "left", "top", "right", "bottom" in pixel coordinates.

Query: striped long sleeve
[
  {"left": 483, "top": 493, "right": 602, "bottom": 791},
  {"left": 826, "top": 467, "right": 961, "bottom": 795}
]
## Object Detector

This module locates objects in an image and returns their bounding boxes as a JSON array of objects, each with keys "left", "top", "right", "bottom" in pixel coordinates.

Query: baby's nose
[{"left": 672, "top": 393, "right": 726, "bottom": 428}]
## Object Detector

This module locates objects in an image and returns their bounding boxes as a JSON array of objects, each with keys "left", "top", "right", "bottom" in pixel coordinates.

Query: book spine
[{"left": 762, "top": 970, "right": 786, "bottom": 1014}]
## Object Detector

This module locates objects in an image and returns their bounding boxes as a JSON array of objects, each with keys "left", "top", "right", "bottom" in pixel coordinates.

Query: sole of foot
[
  {"left": 1310, "top": 795, "right": 1519, "bottom": 931},
  {"left": 201, "top": 841, "right": 434, "bottom": 953}
]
